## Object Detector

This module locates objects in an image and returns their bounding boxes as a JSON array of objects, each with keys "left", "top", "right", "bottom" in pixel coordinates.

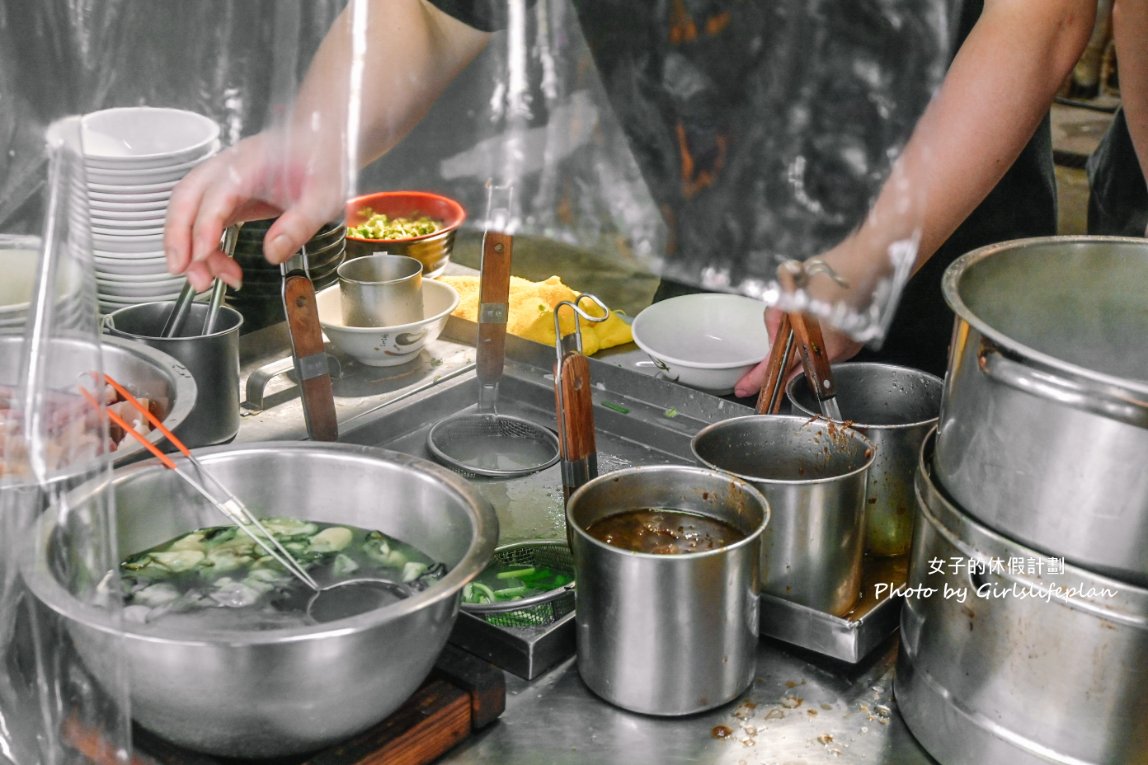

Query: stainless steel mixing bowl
[
  {"left": 0, "top": 334, "right": 196, "bottom": 485},
  {"left": 21, "top": 441, "right": 499, "bottom": 758}
]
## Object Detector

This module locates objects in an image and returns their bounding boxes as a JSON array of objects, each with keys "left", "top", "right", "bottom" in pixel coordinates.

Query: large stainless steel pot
[
  {"left": 897, "top": 432, "right": 1148, "bottom": 764},
  {"left": 21, "top": 442, "right": 499, "bottom": 758},
  {"left": 936, "top": 236, "right": 1148, "bottom": 584}
]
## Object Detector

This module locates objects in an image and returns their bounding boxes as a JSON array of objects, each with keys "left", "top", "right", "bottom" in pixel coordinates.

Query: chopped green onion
[
  {"left": 664, "top": 407, "right": 679, "bottom": 418},
  {"left": 603, "top": 401, "right": 630, "bottom": 414},
  {"left": 494, "top": 585, "right": 527, "bottom": 600},
  {"left": 497, "top": 566, "right": 536, "bottom": 580}
]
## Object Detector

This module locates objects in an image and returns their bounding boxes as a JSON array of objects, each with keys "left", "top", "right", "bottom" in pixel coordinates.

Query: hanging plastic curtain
[
  {"left": 0, "top": 117, "right": 130, "bottom": 764},
  {"left": 362, "top": 0, "right": 955, "bottom": 343}
]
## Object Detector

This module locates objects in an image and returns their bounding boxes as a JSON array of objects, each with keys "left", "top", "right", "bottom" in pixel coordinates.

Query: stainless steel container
[
  {"left": 936, "top": 236, "right": 1148, "bottom": 585},
  {"left": 103, "top": 301, "right": 241, "bottom": 447},
  {"left": 691, "top": 415, "right": 874, "bottom": 616},
  {"left": 337, "top": 253, "right": 424, "bottom": 327},
  {"left": 897, "top": 432, "right": 1148, "bottom": 765},
  {"left": 21, "top": 442, "right": 498, "bottom": 758},
  {"left": 0, "top": 334, "right": 196, "bottom": 484},
  {"left": 788, "top": 363, "right": 942, "bottom": 557},
  {"left": 567, "top": 465, "right": 769, "bottom": 716}
]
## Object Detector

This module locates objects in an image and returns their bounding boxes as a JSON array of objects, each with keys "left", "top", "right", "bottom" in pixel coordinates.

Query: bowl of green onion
[
  {"left": 345, "top": 190, "right": 466, "bottom": 277},
  {"left": 460, "top": 540, "right": 575, "bottom": 629}
]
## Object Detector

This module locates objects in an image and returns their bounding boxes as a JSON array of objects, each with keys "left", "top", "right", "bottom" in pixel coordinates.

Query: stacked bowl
[
  {"left": 52, "top": 107, "right": 221, "bottom": 315},
  {"left": 226, "top": 218, "right": 346, "bottom": 332}
]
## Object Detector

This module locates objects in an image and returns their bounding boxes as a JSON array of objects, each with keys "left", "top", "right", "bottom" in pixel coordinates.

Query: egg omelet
[{"left": 436, "top": 274, "right": 632, "bottom": 355}]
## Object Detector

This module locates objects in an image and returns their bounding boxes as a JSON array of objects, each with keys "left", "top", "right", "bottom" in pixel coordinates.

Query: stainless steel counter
[{"left": 233, "top": 318, "right": 936, "bottom": 765}]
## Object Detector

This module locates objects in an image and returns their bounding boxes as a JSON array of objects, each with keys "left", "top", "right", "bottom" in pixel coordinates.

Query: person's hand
[
  {"left": 732, "top": 306, "right": 864, "bottom": 398},
  {"left": 164, "top": 130, "right": 345, "bottom": 292}
]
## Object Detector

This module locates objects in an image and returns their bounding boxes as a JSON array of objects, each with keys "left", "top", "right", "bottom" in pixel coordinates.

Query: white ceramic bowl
[
  {"left": 630, "top": 293, "right": 770, "bottom": 395},
  {"left": 79, "top": 107, "right": 220, "bottom": 164},
  {"left": 317, "top": 279, "right": 460, "bottom": 367}
]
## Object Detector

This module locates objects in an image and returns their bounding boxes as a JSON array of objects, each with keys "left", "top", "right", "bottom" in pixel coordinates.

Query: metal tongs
[
  {"left": 553, "top": 294, "right": 609, "bottom": 503},
  {"left": 756, "top": 259, "right": 846, "bottom": 419},
  {"left": 79, "top": 373, "right": 319, "bottom": 590},
  {"left": 161, "top": 224, "right": 241, "bottom": 338}
]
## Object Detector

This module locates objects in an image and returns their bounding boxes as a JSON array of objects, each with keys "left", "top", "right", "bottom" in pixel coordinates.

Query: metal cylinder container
[
  {"left": 567, "top": 465, "right": 769, "bottom": 716},
  {"left": 103, "top": 301, "right": 241, "bottom": 447},
  {"left": 897, "top": 432, "right": 1148, "bottom": 765},
  {"left": 337, "top": 253, "right": 424, "bottom": 327},
  {"left": 788, "top": 362, "right": 942, "bottom": 557},
  {"left": 691, "top": 415, "right": 874, "bottom": 616},
  {"left": 936, "top": 236, "right": 1148, "bottom": 585}
]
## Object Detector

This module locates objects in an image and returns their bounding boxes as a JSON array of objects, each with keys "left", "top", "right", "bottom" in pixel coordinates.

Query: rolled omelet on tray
[{"left": 436, "top": 275, "right": 631, "bottom": 356}]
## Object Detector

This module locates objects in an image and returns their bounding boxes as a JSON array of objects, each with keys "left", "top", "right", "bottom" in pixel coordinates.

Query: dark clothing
[
  {"left": 432, "top": 0, "right": 1058, "bottom": 379},
  {"left": 1087, "top": 107, "right": 1148, "bottom": 237}
]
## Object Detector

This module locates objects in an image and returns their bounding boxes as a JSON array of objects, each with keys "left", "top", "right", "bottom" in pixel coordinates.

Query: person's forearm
[
  {"left": 287, "top": 0, "right": 490, "bottom": 166},
  {"left": 1113, "top": 0, "right": 1148, "bottom": 194},
  {"left": 852, "top": 0, "right": 1094, "bottom": 271}
]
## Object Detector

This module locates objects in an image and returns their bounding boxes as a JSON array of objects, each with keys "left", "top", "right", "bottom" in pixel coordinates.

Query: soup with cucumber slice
[{"left": 119, "top": 517, "right": 447, "bottom": 629}]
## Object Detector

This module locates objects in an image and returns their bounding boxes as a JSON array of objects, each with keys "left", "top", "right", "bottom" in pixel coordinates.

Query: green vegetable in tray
[
  {"left": 461, "top": 561, "right": 573, "bottom": 606},
  {"left": 349, "top": 210, "right": 443, "bottom": 240}
]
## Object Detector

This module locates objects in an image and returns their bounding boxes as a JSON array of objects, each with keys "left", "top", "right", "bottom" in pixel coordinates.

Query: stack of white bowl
[{"left": 57, "top": 107, "right": 221, "bottom": 314}]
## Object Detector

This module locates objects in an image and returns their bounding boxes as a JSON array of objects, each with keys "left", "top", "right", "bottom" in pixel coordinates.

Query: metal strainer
[
  {"left": 461, "top": 540, "right": 576, "bottom": 629},
  {"left": 426, "top": 226, "right": 559, "bottom": 478}
]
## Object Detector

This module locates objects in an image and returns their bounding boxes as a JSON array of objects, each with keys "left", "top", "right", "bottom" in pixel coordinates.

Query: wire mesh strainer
[{"left": 461, "top": 540, "right": 576, "bottom": 629}]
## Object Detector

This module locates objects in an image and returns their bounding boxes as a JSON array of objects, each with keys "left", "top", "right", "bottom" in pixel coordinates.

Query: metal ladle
[
  {"left": 425, "top": 227, "right": 560, "bottom": 478},
  {"left": 86, "top": 374, "right": 410, "bottom": 623}
]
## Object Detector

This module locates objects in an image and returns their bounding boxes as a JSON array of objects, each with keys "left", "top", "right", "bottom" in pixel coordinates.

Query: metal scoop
[
  {"left": 426, "top": 228, "right": 560, "bottom": 478},
  {"left": 84, "top": 374, "right": 408, "bottom": 623}
]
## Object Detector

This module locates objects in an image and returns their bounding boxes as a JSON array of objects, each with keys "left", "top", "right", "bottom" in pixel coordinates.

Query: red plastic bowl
[{"left": 345, "top": 191, "right": 466, "bottom": 276}]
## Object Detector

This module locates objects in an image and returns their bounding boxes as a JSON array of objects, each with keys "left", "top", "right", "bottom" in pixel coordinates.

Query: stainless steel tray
[
  {"left": 338, "top": 323, "right": 753, "bottom": 675},
  {"left": 759, "top": 556, "right": 907, "bottom": 664},
  {"left": 340, "top": 321, "right": 905, "bottom": 672}
]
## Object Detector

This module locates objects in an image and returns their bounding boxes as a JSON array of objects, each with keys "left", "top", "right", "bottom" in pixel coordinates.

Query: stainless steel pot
[
  {"left": 897, "top": 432, "right": 1148, "bottom": 764},
  {"left": 691, "top": 415, "right": 874, "bottom": 616},
  {"left": 936, "top": 236, "right": 1148, "bottom": 584},
  {"left": 788, "top": 363, "right": 942, "bottom": 557},
  {"left": 103, "top": 301, "right": 242, "bottom": 447},
  {"left": 0, "top": 334, "right": 196, "bottom": 486},
  {"left": 21, "top": 442, "right": 498, "bottom": 758},
  {"left": 567, "top": 465, "right": 769, "bottom": 716}
]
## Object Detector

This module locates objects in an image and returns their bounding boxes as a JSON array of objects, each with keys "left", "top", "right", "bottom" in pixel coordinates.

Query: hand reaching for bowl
[{"left": 165, "top": 131, "right": 345, "bottom": 293}]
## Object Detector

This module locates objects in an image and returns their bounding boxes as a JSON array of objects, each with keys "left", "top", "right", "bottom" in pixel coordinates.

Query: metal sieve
[{"left": 461, "top": 540, "right": 575, "bottom": 629}]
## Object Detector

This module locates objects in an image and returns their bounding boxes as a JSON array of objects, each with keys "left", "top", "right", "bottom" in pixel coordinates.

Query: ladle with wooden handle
[{"left": 553, "top": 294, "right": 609, "bottom": 502}]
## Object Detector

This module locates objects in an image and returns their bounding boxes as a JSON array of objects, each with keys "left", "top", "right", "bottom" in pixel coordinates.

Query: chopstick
[
  {"left": 755, "top": 313, "right": 795, "bottom": 415},
  {"left": 82, "top": 374, "right": 319, "bottom": 590}
]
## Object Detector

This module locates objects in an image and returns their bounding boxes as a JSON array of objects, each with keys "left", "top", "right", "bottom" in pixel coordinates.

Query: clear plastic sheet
[
  {"left": 1, "top": 118, "right": 130, "bottom": 763},
  {"left": 2, "top": 0, "right": 953, "bottom": 344},
  {"left": 0, "top": 2, "right": 955, "bottom": 757}
]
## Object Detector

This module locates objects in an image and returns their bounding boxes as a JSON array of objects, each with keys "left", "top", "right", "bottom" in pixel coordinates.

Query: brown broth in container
[{"left": 586, "top": 508, "right": 745, "bottom": 554}]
